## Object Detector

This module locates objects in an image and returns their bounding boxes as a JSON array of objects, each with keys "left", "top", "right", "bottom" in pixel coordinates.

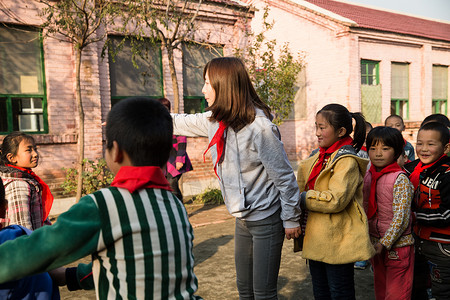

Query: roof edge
[
  {"left": 336, "top": 0, "right": 450, "bottom": 24},
  {"left": 288, "top": 0, "right": 358, "bottom": 26}
]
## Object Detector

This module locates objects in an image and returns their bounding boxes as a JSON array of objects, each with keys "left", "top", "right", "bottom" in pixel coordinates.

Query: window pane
[
  {"left": 399, "top": 100, "right": 406, "bottom": 119},
  {"left": 391, "top": 63, "right": 409, "bottom": 99},
  {"left": 0, "top": 25, "right": 44, "bottom": 95},
  {"left": 0, "top": 98, "right": 8, "bottom": 132},
  {"left": 108, "top": 36, "right": 163, "bottom": 97},
  {"left": 11, "top": 97, "right": 44, "bottom": 132},
  {"left": 184, "top": 98, "right": 206, "bottom": 114},
  {"left": 433, "top": 65, "right": 448, "bottom": 100},
  {"left": 367, "top": 64, "right": 376, "bottom": 77},
  {"left": 390, "top": 100, "right": 397, "bottom": 116},
  {"left": 183, "top": 44, "right": 223, "bottom": 98},
  {"left": 361, "top": 61, "right": 378, "bottom": 86}
]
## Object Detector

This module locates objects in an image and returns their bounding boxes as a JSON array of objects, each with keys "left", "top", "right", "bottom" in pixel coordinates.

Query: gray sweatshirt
[{"left": 172, "top": 109, "right": 301, "bottom": 228}]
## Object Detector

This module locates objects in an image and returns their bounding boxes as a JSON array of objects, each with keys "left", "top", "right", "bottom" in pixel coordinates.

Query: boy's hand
[
  {"left": 176, "top": 162, "right": 184, "bottom": 170},
  {"left": 285, "top": 226, "right": 302, "bottom": 240}
]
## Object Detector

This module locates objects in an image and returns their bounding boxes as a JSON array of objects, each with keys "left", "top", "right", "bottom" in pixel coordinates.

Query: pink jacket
[{"left": 363, "top": 171, "right": 413, "bottom": 248}]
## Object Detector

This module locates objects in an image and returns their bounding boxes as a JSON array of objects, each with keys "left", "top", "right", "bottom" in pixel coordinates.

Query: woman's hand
[{"left": 285, "top": 226, "right": 302, "bottom": 240}]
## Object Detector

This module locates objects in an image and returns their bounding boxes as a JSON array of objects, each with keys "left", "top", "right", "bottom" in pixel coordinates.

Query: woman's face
[{"left": 202, "top": 71, "right": 216, "bottom": 107}]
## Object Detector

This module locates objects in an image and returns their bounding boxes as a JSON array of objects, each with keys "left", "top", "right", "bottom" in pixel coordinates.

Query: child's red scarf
[
  {"left": 110, "top": 166, "right": 171, "bottom": 193},
  {"left": 367, "top": 162, "right": 402, "bottom": 219},
  {"left": 6, "top": 164, "right": 54, "bottom": 223},
  {"left": 204, "top": 121, "right": 227, "bottom": 179},
  {"left": 409, "top": 154, "right": 447, "bottom": 189},
  {"left": 306, "top": 136, "right": 353, "bottom": 190}
]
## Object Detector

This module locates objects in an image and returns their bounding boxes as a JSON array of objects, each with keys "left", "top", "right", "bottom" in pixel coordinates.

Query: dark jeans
[
  {"left": 308, "top": 260, "right": 355, "bottom": 300},
  {"left": 166, "top": 173, "right": 182, "bottom": 201},
  {"left": 234, "top": 210, "right": 285, "bottom": 300},
  {"left": 413, "top": 237, "right": 450, "bottom": 300}
]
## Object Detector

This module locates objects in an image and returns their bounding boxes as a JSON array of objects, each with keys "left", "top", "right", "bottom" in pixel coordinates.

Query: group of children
[{"left": 0, "top": 56, "right": 448, "bottom": 300}]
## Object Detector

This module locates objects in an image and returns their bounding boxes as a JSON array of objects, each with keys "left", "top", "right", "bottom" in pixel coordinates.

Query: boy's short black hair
[
  {"left": 106, "top": 97, "right": 173, "bottom": 167},
  {"left": 366, "top": 126, "right": 405, "bottom": 160},
  {"left": 419, "top": 121, "right": 450, "bottom": 146},
  {"left": 385, "top": 114, "right": 404, "bottom": 125},
  {"left": 421, "top": 113, "right": 450, "bottom": 128}
]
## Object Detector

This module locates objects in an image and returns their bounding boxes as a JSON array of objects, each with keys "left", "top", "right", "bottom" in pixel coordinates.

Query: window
[
  {"left": 361, "top": 60, "right": 379, "bottom": 85},
  {"left": 0, "top": 25, "right": 47, "bottom": 134},
  {"left": 391, "top": 62, "right": 409, "bottom": 119},
  {"left": 360, "top": 60, "right": 381, "bottom": 123},
  {"left": 432, "top": 65, "right": 448, "bottom": 114},
  {"left": 182, "top": 44, "right": 222, "bottom": 113},
  {"left": 108, "top": 36, "right": 163, "bottom": 106}
]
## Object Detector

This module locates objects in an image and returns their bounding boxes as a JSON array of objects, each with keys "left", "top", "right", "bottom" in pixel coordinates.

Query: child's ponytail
[{"left": 351, "top": 112, "right": 367, "bottom": 152}]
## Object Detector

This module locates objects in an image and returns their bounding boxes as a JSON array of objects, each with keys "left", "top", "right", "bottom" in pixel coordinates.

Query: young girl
[
  {"left": 157, "top": 97, "right": 193, "bottom": 201},
  {"left": 0, "top": 132, "right": 53, "bottom": 230},
  {"left": 296, "top": 104, "right": 374, "bottom": 299},
  {"left": 364, "top": 126, "right": 414, "bottom": 300},
  {"left": 171, "top": 57, "right": 302, "bottom": 298}
]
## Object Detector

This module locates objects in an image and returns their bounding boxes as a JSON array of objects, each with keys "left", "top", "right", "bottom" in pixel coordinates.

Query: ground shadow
[
  {"left": 185, "top": 203, "right": 222, "bottom": 218},
  {"left": 193, "top": 234, "right": 233, "bottom": 266}
]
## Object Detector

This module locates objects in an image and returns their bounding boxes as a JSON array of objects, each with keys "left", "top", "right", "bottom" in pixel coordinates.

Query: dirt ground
[{"left": 58, "top": 204, "right": 376, "bottom": 299}]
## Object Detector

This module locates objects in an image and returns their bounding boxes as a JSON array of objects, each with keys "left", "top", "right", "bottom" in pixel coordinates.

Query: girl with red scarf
[
  {"left": 363, "top": 127, "right": 414, "bottom": 300},
  {"left": 0, "top": 132, "right": 53, "bottom": 230},
  {"left": 296, "top": 104, "right": 374, "bottom": 300}
]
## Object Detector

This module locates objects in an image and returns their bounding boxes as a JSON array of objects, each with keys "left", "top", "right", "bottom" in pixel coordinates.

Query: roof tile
[{"left": 304, "top": 0, "right": 450, "bottom": 42}]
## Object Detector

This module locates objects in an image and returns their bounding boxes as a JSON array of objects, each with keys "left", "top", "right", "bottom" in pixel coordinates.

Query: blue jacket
[{"left": 0, "top": 225, "right": 60, "bottom": 300}]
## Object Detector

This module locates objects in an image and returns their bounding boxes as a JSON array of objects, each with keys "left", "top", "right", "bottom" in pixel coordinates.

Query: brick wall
[{"left": 0, "top": 0, "right": 252, "bottom": 197}]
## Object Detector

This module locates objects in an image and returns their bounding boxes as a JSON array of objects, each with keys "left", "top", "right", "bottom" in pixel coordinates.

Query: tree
[
  {"left": 235, "top": 6, "right": 304, "bottom": 125},
  {"left": 122, "top": 0, "right": 205, "bottom": 113},
  {"left": 38, "top": 0, "right": 129, "bottom": 200}
]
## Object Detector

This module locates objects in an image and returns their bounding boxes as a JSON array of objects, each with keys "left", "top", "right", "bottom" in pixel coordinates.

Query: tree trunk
[
  {"left": 167, "top": 47, "right": 181, "bottom": 113},
  {"left": 75, "top": 47, "right": 85, "bottom": 201}
]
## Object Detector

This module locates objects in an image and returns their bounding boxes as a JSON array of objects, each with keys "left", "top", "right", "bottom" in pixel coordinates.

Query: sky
[{"left": 341, "top": 0, "right": 450, "bottom": 22}]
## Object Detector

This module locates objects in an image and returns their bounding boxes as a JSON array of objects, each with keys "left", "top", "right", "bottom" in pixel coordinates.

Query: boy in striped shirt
[{"left": 0, "top": 97, "right": 201, "bottom": 299}]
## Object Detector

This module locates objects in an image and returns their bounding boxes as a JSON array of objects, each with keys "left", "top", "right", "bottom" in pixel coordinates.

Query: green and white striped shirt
[{"left": 0, "top": 186, "right": 201, "bottom": 300}]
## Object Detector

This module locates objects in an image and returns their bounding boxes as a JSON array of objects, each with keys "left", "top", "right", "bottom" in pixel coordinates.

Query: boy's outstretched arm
[{"left": 0, "top": 196, "right": 101, "bottom": 284}]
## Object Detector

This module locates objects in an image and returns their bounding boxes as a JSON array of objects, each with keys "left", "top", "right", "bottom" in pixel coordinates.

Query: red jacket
[{"left": 405, "top": 156, "right": 450, "bottom": 243}]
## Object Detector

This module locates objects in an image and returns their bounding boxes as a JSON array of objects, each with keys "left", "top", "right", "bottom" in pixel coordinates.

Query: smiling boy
[{"left": 404, "top": 121, "right": 450, "bottom": 299}]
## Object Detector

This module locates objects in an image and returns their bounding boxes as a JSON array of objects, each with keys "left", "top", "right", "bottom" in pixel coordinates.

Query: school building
[
  {"left": 1, "top": 0, "right": 450, "bottom": 197},
  {"left": 246, "top": 0, "right": 450, "bottom": 160}
]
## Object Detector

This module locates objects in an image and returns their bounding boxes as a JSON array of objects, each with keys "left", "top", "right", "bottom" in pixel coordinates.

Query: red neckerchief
[
  {"left": 360, "top": 146, "right": 367, "bottom": 152},
  {"left": 409, "top": 154, "right": 447, "bottom": 190},
  {"left": 306, "top": 136, "right": 353, "bottom": 190},
  {"left": 6, "top": 164, "right": 54, "bottom": 224},
  {"left": 203, "top": 121, "right": 227, "bottom": 179},
  {"left": 367, "top": 161, "right": 402, "bottom": 219},
  {"left": 110, "top": 166, "right": 171, "bottom": 193}
]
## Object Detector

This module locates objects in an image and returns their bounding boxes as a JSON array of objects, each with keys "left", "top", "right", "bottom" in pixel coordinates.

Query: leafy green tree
[
  {"left": 38, "top": 0, "right": 130, "bottom": 200},
  {"left": 235, "top": 6, "right": 304, "bottom": 125}
]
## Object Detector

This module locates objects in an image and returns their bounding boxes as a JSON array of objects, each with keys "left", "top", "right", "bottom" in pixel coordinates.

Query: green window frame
[
  {"left": 361, "top": 60, "right": 379, "bottom": 85},
  {"left": 391, "top": 62, "right": 409, "bottom": 119},
  {"left": 182, "top": 43, "right": 223, "bottom": 113},
  {"left": 0, "top": 25, "right": 48, "bottom": 134},
  {"left": 108, "top": 36, "right": 164, "bottom": 106},
  {"left": 432, "top": 65, "right": 448, "bottom": 115}
]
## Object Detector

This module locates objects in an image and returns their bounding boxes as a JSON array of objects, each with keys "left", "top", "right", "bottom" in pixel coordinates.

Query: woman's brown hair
[{"left": 204, "top": 57, "right": 272, "bottom": 131}]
